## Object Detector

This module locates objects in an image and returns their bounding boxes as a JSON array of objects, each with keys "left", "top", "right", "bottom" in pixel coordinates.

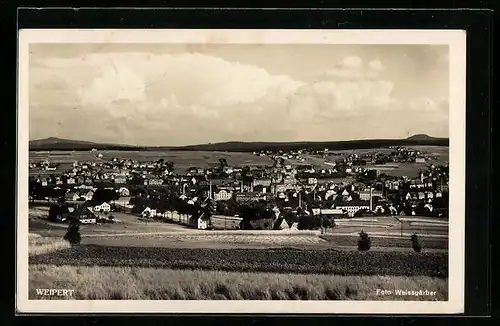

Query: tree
[
  {"left": 414, "top": 202, "right": 427, "bottom": 216},
  {"left": 357, "top": 169, "right": 378, "bottom": 184},
  {"left": 29, "top": 177, "right": 41, "bottom": 202},
  {"left": 166, "top": 161, "right": 175, "bottom": 173},
  {"left": 241, "top": 166, "right": 254, "bottom": 184},
  {"left": 48, "top": 205, "right": 61, "bottom": 222},
  {"left": 331, "top": 217, "right": 337, "bottom": 229},
  {"left": 219, "top": 158, "right": 228, "bottom": 168},
  {"left": 92, "top": 188, "right": 119, "bottom": 204},
  {"left": 357, "top": 230, "right": 371, "bottom": 251},
  {"left": 297, "top": 215, "right": 321, "bottom": 230},
  {"left": 403, "top": 202, "right": 413, "bottom": 216},
  {"left": 283, "top": 210, "right": 298, "bottom": 226},
  {"left": 63, "top": 219, "right": 81, "bottom": 245},
  {"left": 411, "top": 233, "right": 422, "bottom": 252},
  {"left": 204, "top": 199, "right": 216, "bottom": 220},
  {"left": 322, "top": 216, "right": 333, "bottom": 229},
  {"left": 49, "top": 174, "right": 56, "bottom": 184},
  {"left": 216, "top": 201, "right": 227, "bottom": 215}
]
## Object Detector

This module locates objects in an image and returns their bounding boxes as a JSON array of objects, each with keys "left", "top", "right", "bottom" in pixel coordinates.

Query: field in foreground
[
  {"left": 28, "top": 234, "right": 448, "bottom": 301},
  {"left": 30, "top": 245, "right": 448, "bottom": 277},
  {"left": 29, "top": 265, "right": 448, "bottom": 300},
  {"left": 28, "top": 233, "right": 71, "bottom": 256}
]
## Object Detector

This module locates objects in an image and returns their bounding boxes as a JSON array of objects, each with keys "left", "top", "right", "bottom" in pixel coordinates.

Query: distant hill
[
  {"left": 405, "top": 134, "right": 436, "bottom": 141},
  {"left": 29, "top": 135, "right": 449, "bottom": 152},
  {"left": 29, "top": 137, "right": 145, "bottom": 151},
  {"left": 174, "top": 136, "right": 449, "bottom": 152}
]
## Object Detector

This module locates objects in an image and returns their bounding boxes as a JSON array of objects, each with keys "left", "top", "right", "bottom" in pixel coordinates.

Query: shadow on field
[{"left": 29, "top": 244, "right": 448, "bottom": 278}]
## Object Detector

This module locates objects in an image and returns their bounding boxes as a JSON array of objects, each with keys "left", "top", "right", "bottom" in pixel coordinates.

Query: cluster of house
[
  {"left": 29, "top": 157, "right": 175, "bottom": 186},
  {"left": 252, "top": 146, "right": 432, "bottom": 165},
  {"left": 31, "top": 148, "right": 449, "bottom": 226}
]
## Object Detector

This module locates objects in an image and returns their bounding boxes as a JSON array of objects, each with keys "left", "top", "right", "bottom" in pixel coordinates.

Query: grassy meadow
[
  {"left": 28, "top": 233, "right": 71, "bottom": 256},
  {"left": 28, "top": 233, "right": 449, "bottom": 300},
  {"left": 29, "top": 264, "right": 448, "bottom": 300}
]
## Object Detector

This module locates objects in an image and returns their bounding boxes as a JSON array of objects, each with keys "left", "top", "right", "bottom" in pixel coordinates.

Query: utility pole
[
  {"left": 395, "top": 216, "right": 403, "bottom": 238},
  {"left": 369, "top": 186, "right": 373, "bottom": 212}
]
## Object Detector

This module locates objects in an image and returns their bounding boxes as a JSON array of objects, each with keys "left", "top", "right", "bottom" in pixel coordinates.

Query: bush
[
  {"left": 297, "top": 215, "right": 321, "bottom": 230},
  {"left": 411, "top": 233, "right": 422, "bottom": 252},
  {"left": 63, "top": 219, "right": 81, "bottom": 245},
  {"left": 249, "top": 218, "right": 274, "bottom": 230},
  {"left": 322, "top": 217, "right": 334, "bottom": 229},
  {"left": 357, "top": 230, "right": 371, "bottom": 251}
]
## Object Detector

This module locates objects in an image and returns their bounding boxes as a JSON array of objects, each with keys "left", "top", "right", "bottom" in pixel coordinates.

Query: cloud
[
  {"left": 369, "top": 60, "right": 384, "bottom": 71},
  {"left": 77, "top": 62, "right": 148, "bottom": 107},
  {"left": 338, "top": 56, "right": 363, "bottom": 69},
  {"left": 30, "top": 52, "right": 447, "bottom": 144},
  {"left": 286, "top": 56, "right": 397, "bottom": 122},
  {"left": 74, "top": 52, "right": 304, "bottom": 109},
  {"left": 322, "top": 56, "right": 384, "bottom": 80},
  {"left": 31, "top": 52, "right": 307, "bottom": 144}
]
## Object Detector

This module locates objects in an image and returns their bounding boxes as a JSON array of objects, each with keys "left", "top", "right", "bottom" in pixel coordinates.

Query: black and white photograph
[{"left": 17, "top": 29, "right": 466, "bottom": 314}]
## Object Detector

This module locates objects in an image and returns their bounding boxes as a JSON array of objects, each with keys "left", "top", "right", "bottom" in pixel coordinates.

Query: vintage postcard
[{"left": 17, "top": 29, "right": 466, "bottom": 314}]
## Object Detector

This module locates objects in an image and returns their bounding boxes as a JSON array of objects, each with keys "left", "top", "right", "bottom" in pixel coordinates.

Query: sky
[{"left": 29, "top": 43, "right": 449, "bottom": 146}]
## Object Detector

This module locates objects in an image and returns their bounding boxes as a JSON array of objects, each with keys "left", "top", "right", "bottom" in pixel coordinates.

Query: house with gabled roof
[
  {"left": 71, "top": 202, "right": 98, "bottom": 224},
  {"left": 65, "top": 192, "right": 80, "bottom": 202},
  {"left": 93, "top": 202, "right": 111, "bottom": 213},
  {"left": 273, "top": 217, "right": 289, "bottom": 230},
  {"left": 82, "top": 190, "right": 94, "bottom": 201},
  {"left": 141, "top": 207, "right": 157, "bottom": 218}
]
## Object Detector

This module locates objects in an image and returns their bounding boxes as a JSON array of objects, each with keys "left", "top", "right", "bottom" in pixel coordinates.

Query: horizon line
[{"left": 29, "top": 134, "right": 449, "bottom": 148}]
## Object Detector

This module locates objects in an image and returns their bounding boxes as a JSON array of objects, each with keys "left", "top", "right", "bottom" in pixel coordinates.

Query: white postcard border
[{"left": 17, "top": 29, "right": 466, "bottom": 314}]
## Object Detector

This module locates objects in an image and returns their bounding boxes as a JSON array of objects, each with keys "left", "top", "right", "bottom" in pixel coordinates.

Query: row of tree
[{"left": 357, "top": 231, "right": 422, "bottom": 252}]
